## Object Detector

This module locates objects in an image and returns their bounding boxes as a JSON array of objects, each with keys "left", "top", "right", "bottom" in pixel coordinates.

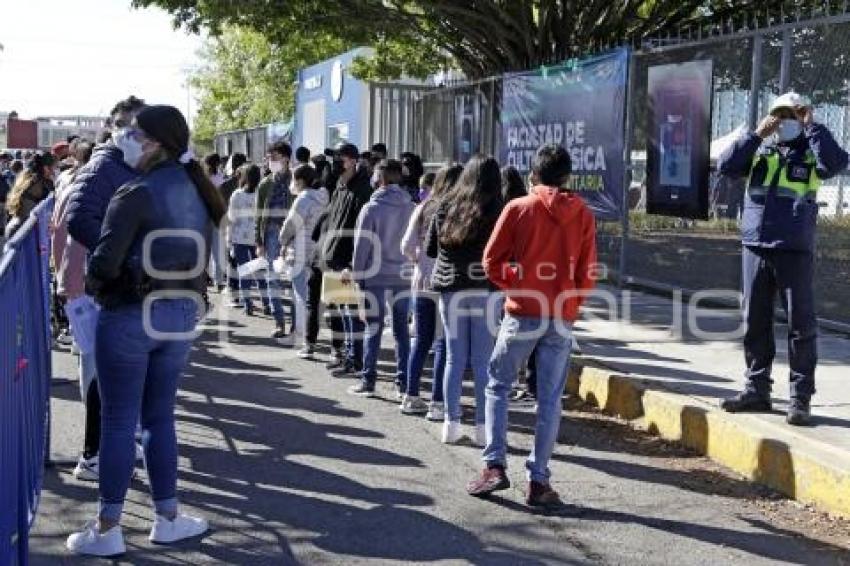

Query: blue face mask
[
  {"left": 776, "top": 119, "right": 803, "bottom": 143},
  {"left": 114, "top": 129, "right": 144, "bottom": 169}
]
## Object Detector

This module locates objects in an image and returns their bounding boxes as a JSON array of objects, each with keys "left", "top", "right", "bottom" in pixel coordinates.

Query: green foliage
[{"left": 188, "top": 26, "right": 349, "bottom": 143}]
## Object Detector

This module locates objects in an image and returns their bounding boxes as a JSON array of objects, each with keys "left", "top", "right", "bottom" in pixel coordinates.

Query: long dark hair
[
  {"left": 239, "top": 164, "right": 262, "bottom": 193},
  {"left": 422, "top": 163, "right": 463, "bottom": 230},
  {"left": 439, "top": 155, "right": 502, "bottom": 247},
  {"left": 501, "top": 165, "right": 527, "bottom": 203},
  {"left": 314, "top": 159, "right": 332, "bottom": 190}
]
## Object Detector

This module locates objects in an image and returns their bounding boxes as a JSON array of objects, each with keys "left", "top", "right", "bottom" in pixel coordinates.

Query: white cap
[{"left": 769, "top": 92, "right": 809, "bottom": 114}]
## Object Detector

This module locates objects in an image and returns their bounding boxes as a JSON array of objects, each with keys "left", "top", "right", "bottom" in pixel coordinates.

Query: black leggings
[{"left": 83, "top": 382, "right": 101, "bottom": 460}]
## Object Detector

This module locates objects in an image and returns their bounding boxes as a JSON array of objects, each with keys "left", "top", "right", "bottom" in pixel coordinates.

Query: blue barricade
[{"left": 0, "top": 197, "right": 54, "bottom": 566}]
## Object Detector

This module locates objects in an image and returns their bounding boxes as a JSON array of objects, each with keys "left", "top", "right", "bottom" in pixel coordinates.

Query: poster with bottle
[{"left": 646, "top": 60, "right": 713, "bottom": 219}]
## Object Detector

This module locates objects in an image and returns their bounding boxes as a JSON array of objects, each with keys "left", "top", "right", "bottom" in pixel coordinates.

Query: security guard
[{"left": 718, "top": 92, "right": 848, "bottom": 425}]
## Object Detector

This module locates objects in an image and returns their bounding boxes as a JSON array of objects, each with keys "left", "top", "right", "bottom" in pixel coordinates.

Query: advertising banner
[
  {"left": 646, "top": 60, "right": 713, "bottom": 219},
  {"left": 500, "top": 48, "right": 629, "bottom": 221}
]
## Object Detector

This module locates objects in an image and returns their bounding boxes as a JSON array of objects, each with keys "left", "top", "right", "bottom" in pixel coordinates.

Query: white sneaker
[
  {"left": 400, "top": 395, "right": 429, "bottom": 415},
  {"left": 66, "top": 520, "right": 125, "bottom": 557},
  {"left": 56, "top": 330, "right": 73, "bottom": 346},
  {"left": 135, "top": 442, "right": 145, "bottom": 462},
  {"left": 475, "top": 424, "right": 487, "bottom": 447},
  {"left": 297, "top": 343, "right": 316, "bottom": 359},
  {"left": 441, "top": 420, "right": 466, "bottom": 444},
  {"left": 276, "top": 333, "right": 296, "bottom": 347},
  {"left": 149, "top": 513, "right": 209, "bottom": 544},
  {"left": 427, "top": 402, "right": 445, "bottom": 422},
  {"left": 73, "top": 455, "right": 99, "bottom": 482}
]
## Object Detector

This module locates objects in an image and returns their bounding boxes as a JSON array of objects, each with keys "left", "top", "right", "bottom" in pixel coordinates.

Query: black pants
[
  {"left": 83, "top": 382, "right": 101, "bottom": 459},
  {"left": 742, "top": 246, "right": 817, "bottom": 400},
  {"left": 526, "top": 345, "right": 538, "bottom": 394},
  {"left": 306, "top": 266, "right": 323, "bottom": 345}
]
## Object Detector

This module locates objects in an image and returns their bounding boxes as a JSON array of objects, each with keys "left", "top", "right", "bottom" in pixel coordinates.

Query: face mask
[
  {"left": 114, "top": 129, "right": 144, "bottom": 169},
  {"left": 776, "top": 119, "right": 803, "bottom": 143},
  {"left": 268, "top": 160, "right": 283, "bottom": 174}
]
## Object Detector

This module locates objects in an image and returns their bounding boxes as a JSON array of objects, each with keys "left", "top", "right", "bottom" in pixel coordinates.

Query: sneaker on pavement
[
  {"left": 347, "top": 382, "right": 375, "bottom": 397},
  {"left": 56, "top": 330, "right": 73, "bottom": 346},
  {"left": 400, "top": 395, "right": 429, "bottom": 415},
  {"left": 73, "top": 455, "right": 99, "bottom": 482},
  {"left": 787, "top": 398, "right": 812, "bottom": 426},
  {"left": 66, "top": 520, "right": 125, "bottom": 557},
  {"left": 720, "top": 391, "right": 772, "bottom": 413},
  {"left": 441, "top": 420, "right": 467, "bottom": 444},
  {"left": 297, "top": 343, "right": 317, "bottom": 359},
  {"left": 275, "top": 332, "right": 296, "bottom": 347},
  {"left": 467, "top": 465, "right": 511, "bottom": 497},
  {"left": 229, "top": 299, "right": 244, "bottom": 309},
  {"left": 263, "top": 305, "right": 273, "bottom": 316},
  {"left": 526, "top": 481, "right": 562, "bottom": 508},
  {"left": 475, "top": 423, "right": 487, "bottom": 447},
  {"left": 135, "top": 442, "right": 145, "bottom": 462},
  {"left": 511, "top": 389, "right": 536, "bottom": 403},
  {"left": 149, "top": 513, "right": 208, "bottom": 544},
  {"left": 427, "top": 402, "right": 445, "bottom": 422},
  {"left": 325, "top": 351, "right": 346, "bottom": 370},
  {"left": 331, "top": 362, "right": 362, "bottom": 378}
]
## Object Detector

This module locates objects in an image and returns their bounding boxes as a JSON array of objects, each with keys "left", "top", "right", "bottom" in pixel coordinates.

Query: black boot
[
  {"left": 786, "top": 398, "right": 811, "bottom": 426},
  {"left": 720, "top": 391, "right": 772, "bottom": 413}
]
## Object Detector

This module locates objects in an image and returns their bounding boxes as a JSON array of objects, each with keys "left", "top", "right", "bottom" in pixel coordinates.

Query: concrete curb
[{"left": 567, "top": 362, "right": 850, "bottom": 518}]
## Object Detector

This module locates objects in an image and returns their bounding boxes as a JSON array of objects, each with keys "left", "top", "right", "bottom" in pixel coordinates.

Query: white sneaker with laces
[
  {"left": 73, "top": 455, "right": 99, "bottom": 482},
  {"left": 400, "top": 395, "right": 429, "bottom": 415},
  {"left": 66, "top": 520, "right": 125, "bottom": 557},
  {"left": 427, "top": 402, "right": 445, "bottom": 422},
  {"left": 149, "top": 513, "right": 209, "bottom": 544},
  {"left": 441, "top": 420, "right": 466, "bottom": 444},
  {"left": 475, "top": 423, "right": 487, "bottom": 447}
]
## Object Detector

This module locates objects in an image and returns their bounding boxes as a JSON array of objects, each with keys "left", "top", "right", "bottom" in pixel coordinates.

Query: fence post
[
  {"left": 749, "top": 34, "right": 763, "bottom": 130},
  {"left": 619, "top": 50, "right": 636, "bottom": 289},
  {"left": 779, "top": 28, "right": 792, "bottom": 92}
]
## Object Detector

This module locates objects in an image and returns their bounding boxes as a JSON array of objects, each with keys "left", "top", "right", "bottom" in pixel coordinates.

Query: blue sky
[{"left": 0, "top": 0, "right": 204, "bottom": 119}]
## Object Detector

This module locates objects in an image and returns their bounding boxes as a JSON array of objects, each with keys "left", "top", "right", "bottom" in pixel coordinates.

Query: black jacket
[
  {"left": 426, "top": 201, "right": 501, "bottom": 292},
  {"left": 316, "top": 167, "right": 372, "bottom": 271},
  {"left": 86, "top": 161, "right": 213, "bottom": 309}
]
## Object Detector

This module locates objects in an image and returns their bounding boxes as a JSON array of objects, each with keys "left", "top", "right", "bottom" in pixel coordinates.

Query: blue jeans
[
  {"left": 232, "top": 243, "right": 267, "bottom": 310},
  {"left": 484, "top": 314, "right": 573, "bottom": 483},
  {"left": 341, "top": 306, "right": 364, "bottom": 365},
  {"left": 361, "top": 285, "right": 410, "bottom": 388},
  {"left": 406, "top": 292, "right": 446, "bottom": 401},
  {"left": 291, "top": 267, "right": 308, "bottom": 339},
  {"left": 95, "top": 298, "right": 198, "bottom": 523},
  {"left": 262, "top": 226, "right": 285, "bottom": 324},
  {"left": 440, "top": 291, "right": 499, "bottom": 424}
]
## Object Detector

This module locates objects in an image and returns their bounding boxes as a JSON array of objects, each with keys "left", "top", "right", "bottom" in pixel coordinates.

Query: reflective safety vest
[
  {"left": 742, "top": 147, "right": 820, "bottom": 252},
  {"left": 747, "top": 149, "right": 821, "bottom": 200}
]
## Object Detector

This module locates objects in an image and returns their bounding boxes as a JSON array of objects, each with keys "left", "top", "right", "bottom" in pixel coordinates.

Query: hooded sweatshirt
[
  {"left": 280, "top": 186, "right": 330, "bottom": 268},
  {"left": 352, "top": 184, "right": 415, "bottom": 288},
  {"left": 483, "top": 186, "right": 597, "bottom": 322}
]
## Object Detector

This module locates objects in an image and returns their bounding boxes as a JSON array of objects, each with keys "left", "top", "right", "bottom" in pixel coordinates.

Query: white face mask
[
  {"left": 776, "top": 119, "right": 803, "bottom": 143},
  {"left": 268, "top": 160, "right": 284, "bottom": 174},
  {"left": 114, "top": 129, "right": 144, "bottom": 169}
]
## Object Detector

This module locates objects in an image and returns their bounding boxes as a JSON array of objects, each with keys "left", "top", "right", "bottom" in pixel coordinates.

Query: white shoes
[
  {"left": 400, "top": 395, "right": 429, "bottom": 415},
  {"left": 427, "top": 402, "right": 445, "bottom": 422},
  {"left": 66, "top": 521, "right": 125, "bottom": 557},
  {"left": 149, "top": 513, "right": 209, "bottom": 544},
  {"left": 475, "top": 424, "right": 487, "bottom": 447},
  {"left": 442, "top": 420, "right": 468, "bottom": 444},
  {"left": 73, "top": 455, "right": 99, "bottom": 482}
]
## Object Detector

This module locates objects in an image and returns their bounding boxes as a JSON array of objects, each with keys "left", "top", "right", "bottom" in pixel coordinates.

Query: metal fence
[
  {"left": 0, "top": 197, "right": 54, "bottom": 566},
  {"left": 381, "top": 10, "right": 850, "bottom": 328}
]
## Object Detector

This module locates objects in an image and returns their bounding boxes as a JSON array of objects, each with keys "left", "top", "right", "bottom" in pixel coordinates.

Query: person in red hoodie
[{"left": 466, "top": 143, "right": 597, "bottom": 507}]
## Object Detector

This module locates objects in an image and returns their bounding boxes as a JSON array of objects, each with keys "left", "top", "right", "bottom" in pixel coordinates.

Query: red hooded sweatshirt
[{"left": 483, "top": 186, "right": 597, "bottom": 321}]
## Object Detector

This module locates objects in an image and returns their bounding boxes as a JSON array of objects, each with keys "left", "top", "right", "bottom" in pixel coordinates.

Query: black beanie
[{"left": 135, "top": 105, "right": 190, "bottom": 159}]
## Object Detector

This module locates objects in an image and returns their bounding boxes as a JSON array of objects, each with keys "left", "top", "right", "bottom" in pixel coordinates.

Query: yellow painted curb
[{"left": 570, "top": 363, "right": 850, "bottom": 518}]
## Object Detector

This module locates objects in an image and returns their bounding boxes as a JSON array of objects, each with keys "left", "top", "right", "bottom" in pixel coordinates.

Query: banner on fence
[
  {"left": 500, "top": 48, "right": 629, "bottom": 221},
  {"left": 646, "top": 60, "right": 713, "bottom": 219}
]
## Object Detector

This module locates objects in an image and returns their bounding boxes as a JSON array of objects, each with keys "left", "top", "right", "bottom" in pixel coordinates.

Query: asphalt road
[{"left": 29, "top": 298, "right": 850, "bottom": 565}]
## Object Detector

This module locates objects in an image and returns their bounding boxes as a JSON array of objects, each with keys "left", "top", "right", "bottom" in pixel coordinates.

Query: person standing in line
[
  {"left": 218, "top": 153, "right": 248, "bottom": 301},
  {"left": 294, "top": 146, "right": 311, "bottom": 168},
  {"left": 400, "top": 151, "right": 424, "bottom": 203},
  {"left": 718, "top": 92, "right": 848, "bottom": 425},
  {"left": 255, "top": 141, "right": 293, "bottom": 339},
  {"left": 467, "top": 144, "right": 597, "bottom": 507},
  {"left": 346, "top": 159, "right": 415, "bottom": 397},
  {"left": 280, "top": 162, "right": 330, "bottom": 356},
  {"left": 400, "top": 164, "right": 463, "bottom": 419},
  {"left": 228, "top": 164, "right": 266, "bottom": 315},
  {"left": 204, "top": 153, "right": 226, "bottom": 291},
  {"left": 426, "top": 155, "right": 504, "bottom": 446},
  {"left": 4, "top": 152, "right": 56, "bottom": 238},
  {"left": 66, "top": 105, "right": 225, "bottom": 556},
  {"left": 315, "top": 143, "right": 373, "bottom": 377}
]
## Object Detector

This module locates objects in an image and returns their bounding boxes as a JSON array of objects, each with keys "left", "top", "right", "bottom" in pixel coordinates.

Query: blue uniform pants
[{"left": 742, "top": 246, "right": 817, "bottom": 401}]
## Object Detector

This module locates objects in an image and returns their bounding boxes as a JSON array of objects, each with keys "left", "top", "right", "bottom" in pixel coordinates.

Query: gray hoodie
[
  {"left": 280, "top": 186, "right": 330, "bottom": 268},
  {"left": 352, "top": 184, "right": 415, "bottom": 288}
]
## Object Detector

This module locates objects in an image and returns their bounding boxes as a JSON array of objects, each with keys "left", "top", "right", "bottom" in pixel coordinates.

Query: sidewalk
[{"left": 571, "top": 284, "right": 850, "bottom": 517}]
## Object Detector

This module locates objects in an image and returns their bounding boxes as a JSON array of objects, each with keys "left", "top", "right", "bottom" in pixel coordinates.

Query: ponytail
[{"left": 184, "top": 158, "right": 226, "bottom": 226}]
